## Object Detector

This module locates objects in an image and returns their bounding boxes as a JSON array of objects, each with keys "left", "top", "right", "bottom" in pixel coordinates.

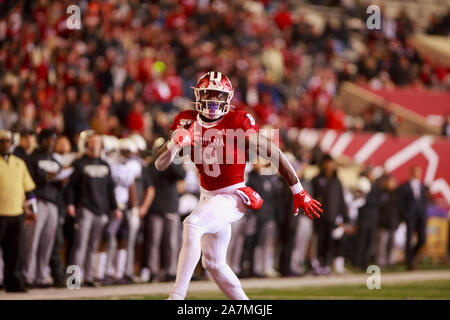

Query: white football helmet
[
  {"left": 102, "top": 135, "right": 120, "bottom": 154},
  {"left": 119, "top": 138, "right": 138, "bottom": 154},
  {"left": 129, "top": 134, "right": 147, "bottom": 152}
]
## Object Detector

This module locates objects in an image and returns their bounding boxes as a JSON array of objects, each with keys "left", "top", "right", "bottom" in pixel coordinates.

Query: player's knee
[
  {"left": 202, "top": 257, "right": 226, "bottom": 272},
  {"left": 183, "top": 215, "right": 202, "bottom": 234},
  {"left": 182, "top": 221, "right": 202, "bottom": 247}
]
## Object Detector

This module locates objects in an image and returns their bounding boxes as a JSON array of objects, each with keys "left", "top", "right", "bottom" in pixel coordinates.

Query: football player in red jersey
[{"left": 154, "top": 71, "right": 322, "bottom": 300}]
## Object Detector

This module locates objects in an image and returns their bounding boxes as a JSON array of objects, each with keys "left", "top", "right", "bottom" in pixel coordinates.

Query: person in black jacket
[
  {"left": 377, "top": 175, "right": 400, "bottom": 267},
  {"left": 398, "top": 166, "right": 428, "bottom": 270},
  {"left": 49, "top": 135, "right": 74, "bottom": 287},
  {"left": 311, "top": 154, "right": 348, "bottom": 275},
  {"left": 65, "top": 133, "right": 120, "bottom": 286},
  {"left": 355, "top": 173, "right": 383, "bottom": 269},
  {"left": 12, "top": 129, "right": 35, "bottom": 162},
  {"left": 23, "top": 129, "right": 61, "bottom": 287},
  {"left": 143, "top": 161, "right": 185, "bottom": 282},
  {"left": 247, "top": 161, "right": 283, "bottom": 278}
]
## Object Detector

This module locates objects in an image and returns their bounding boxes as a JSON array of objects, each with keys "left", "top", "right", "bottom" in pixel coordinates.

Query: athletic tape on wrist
[{"left": 290, "top": 182, "right": 303, "bottom": 194}]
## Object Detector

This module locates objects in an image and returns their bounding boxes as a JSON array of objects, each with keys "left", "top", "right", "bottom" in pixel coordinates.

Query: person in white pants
[
  {"left": 153, "top": 71, "right": 323, "bottom": 300},
  {"left": 173, "top": 183, "right": 248, "bottom": 299}
]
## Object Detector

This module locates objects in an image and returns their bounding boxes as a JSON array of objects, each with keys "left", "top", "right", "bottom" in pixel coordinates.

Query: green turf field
[{"left": 107, "top": 279, "right": 450, "bottom": 300}]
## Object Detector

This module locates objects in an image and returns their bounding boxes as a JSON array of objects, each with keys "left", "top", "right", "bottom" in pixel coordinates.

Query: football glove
[
  {"left": 293, "top": 190, "right": 323, "bottom": 219},
  {"left": 172, "top": 122, "right": 200, "bottom": 148},
  {"left": 236, "top": 186, "right": 264, "bottom": 210}
]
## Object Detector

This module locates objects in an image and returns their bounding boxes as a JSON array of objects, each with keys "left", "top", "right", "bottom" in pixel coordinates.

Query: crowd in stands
[{"left": 1, "top": 0, "right": 449, "bottom": 144}]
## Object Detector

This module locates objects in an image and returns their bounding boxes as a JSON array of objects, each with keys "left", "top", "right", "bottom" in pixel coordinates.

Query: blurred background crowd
[
  {"left": 0, "top": 0, "right": 449, "bottom": 292},
  {"left": 0, "top": 0, "right": 449, "bottom": 138}
]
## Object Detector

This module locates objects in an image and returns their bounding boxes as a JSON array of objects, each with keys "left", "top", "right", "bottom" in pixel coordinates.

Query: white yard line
[{"left": 1, "top": 270, "right": 450, "bottom": 300}]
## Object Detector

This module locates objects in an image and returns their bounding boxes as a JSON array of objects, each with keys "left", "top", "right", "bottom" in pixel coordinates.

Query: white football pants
[{"left": 169, "top": 182, "right": 249, "bottom": 300}]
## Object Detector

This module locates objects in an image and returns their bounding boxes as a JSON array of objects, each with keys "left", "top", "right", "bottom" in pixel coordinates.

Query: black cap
[
  {"left": 38, "top": 129, "right": 56, "bottom": 143},
  {"left": 321, "top": 153, "right": 333, "bottom": 164},
  {"left": 19, "top": 129, "right": 35, "bottom": 137}
]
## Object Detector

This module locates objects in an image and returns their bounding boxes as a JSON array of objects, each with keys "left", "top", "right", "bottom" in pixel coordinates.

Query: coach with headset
[{"left": 65, "top": 133, "right": 120, "bottom": 286}]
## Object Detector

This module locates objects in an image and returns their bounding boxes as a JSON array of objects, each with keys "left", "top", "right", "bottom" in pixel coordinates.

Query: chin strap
[{"left": 196, "top": 113, "right": 223, "bottom": 128}]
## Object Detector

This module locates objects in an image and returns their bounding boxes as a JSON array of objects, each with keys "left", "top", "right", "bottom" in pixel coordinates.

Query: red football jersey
[{"left": 170, "top": 109, "right": 258, "bottom": 191}]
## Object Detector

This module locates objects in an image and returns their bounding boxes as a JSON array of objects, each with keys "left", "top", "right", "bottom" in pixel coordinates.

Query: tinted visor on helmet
[
  {"left": 199, "top": 89, "right": 229, "bottom": 102},
  {"left": 197, "top": 89, "right": 230, "bottom": 119}
]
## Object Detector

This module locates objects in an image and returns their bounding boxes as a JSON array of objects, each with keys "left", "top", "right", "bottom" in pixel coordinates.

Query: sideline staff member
[
  {"left": 0, "top": 129, "right": 37, "bottom": 292},
  {"left": 66, "top": 133, "right": 120, "bottom": 286}
]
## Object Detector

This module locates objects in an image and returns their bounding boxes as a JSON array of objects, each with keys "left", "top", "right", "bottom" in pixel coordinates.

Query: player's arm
[
  {"left": 154, "top": 122, "right": 200, "bottom": 171},
  {"left": 247, "top": 133, "right": 322, "bottom": 219},
  {"left": 153, "top": 133, "right": 178, "bottom": 171}
]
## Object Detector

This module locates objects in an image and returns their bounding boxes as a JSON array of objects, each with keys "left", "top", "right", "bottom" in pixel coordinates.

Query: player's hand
[
  {"left": 172, "top": 122, "right": 200, "bottom": 148},
  {"left": 293, "top": 190, "right": 323, "bottom": 219}
]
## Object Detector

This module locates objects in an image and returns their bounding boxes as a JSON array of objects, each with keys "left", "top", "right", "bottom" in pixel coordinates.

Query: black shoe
[
  {"left": 407, "top": 264, "right": 416, "bottom": 271},
  {"left": 243, "top": 271, "right": 258, "bottom": 279},
  {"left": 161, "top": 275, "right": 176, "bottom": 283},
  {"left": 253, "top": 273, "right": 266, "bottom": 278},
  {"left": 5, "top": 286, "right": 28, "bottom": 293},
  {"left": 148, "top": 274, "right": 158, "bottom": 283},
  {"left": 283, "top": 271, "right": 302, "bottom": 278},
  {"left": 53, "top": 281, "right": 66, "bottom": 288},
  {"left": 101, "top": 276, "right": 115, "bottom": 286},
  {"left": 116, "top": 276, "right": 134, "bottom": 285},
  {"left": 84, "top": 281, "right": 99, "bottom": 288},
  {"left": 35, "top": 283, "right": 51, "bottom": 289}
]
